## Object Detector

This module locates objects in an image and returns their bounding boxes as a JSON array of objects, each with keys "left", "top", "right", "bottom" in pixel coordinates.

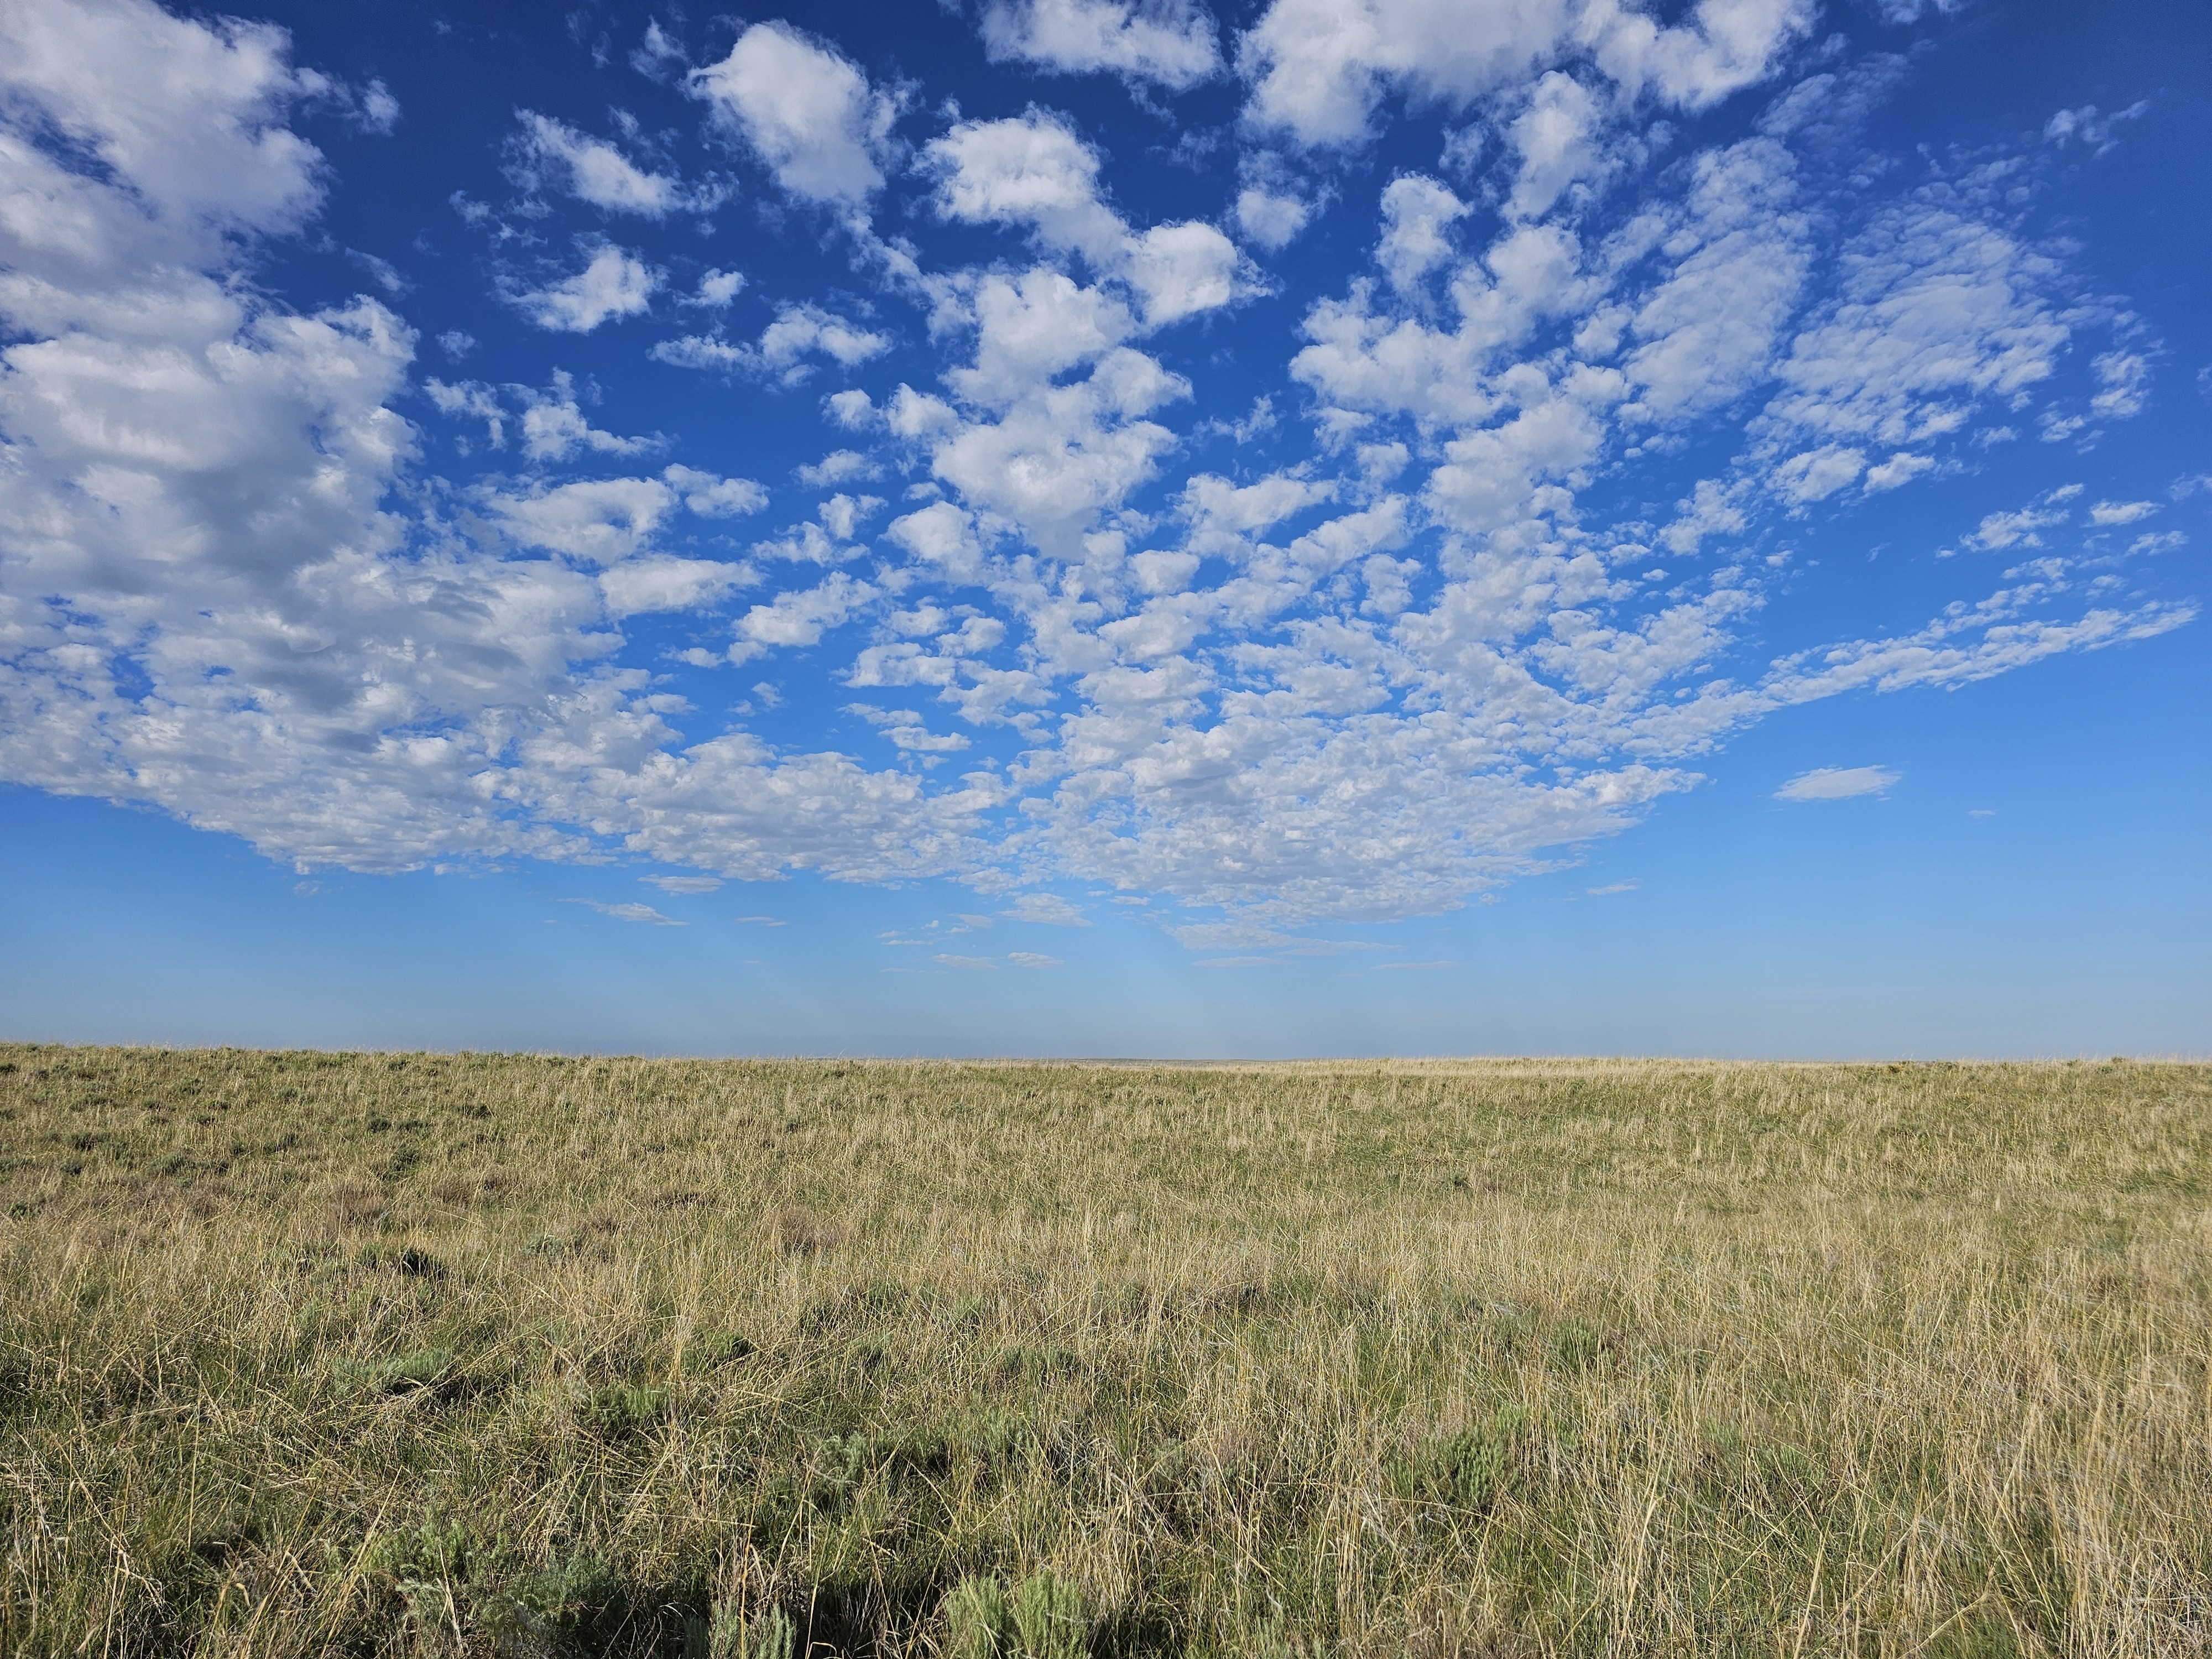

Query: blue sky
[{"left": 0, "top": 0, "right": 2205, "bottom": 1057}]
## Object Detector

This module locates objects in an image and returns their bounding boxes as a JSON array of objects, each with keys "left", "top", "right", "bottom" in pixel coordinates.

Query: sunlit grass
[{"left": 2, "top": 1044, "right": 2208, "bottom": 1655}]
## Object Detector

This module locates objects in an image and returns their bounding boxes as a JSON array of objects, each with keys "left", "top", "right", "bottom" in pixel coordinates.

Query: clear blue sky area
[{"left": 1, "top": 0, "right": 2205, "bottom": 1056}]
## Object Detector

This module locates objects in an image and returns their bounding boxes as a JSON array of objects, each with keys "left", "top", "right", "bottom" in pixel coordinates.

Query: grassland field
[{"left": 2, "top": 1044, "right": 2209, "bottom": 1657}]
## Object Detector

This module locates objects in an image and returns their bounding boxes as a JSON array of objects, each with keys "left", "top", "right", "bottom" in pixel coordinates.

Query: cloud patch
[
  {"left": 1775, "top": 766, "right": 1901, "bottom": 802},
  {"left": 980, "top": 0, "right": 1220, "bottom": 90},
  {"left": 690, "top": 22, "right": 896, "bottom": 207},
  {"left": 515, "top": 243, "right": 659, "bottom": 331}
]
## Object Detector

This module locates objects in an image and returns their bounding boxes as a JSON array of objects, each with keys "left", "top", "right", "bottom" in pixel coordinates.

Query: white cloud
[
  {"left": 518, "top": 373, "right": 654, "bottom": 462},
  {"left": 1662, "top": 477, "right": 1748, "bottom": 554},
  {"left": 1234, "top": 186, "right": 1312, "bottom": 250},
  {"left": 0, "top": 0, "right": 2190, "bottom": 942},
  {"left": 852, "top": 705, "right": 971, "bottom": 753},
  {"left": 564, "top": 899, "right": 686, "bottom": 924},
  {"left": 2090, "top": 499, "right": 2156, "bottom": 526},
  {"left": 1863, "top": 451, "right": 1934, "bottom": 492},
  {"left": 1506, "top": 70, "right": 1605, "bottom": 220},
  {"left": 887, "top": 501, "right": 987, "bottom": 580},
  {"left": 946, "top": 267, "right": 1135, "bottom": 408},
  {"left": 752, "top": 515, "right": 862, "bottom": 566},
  {"left": 0, "top": 0, "right": 327, "bottom": 265},
  {"left": 927, "top": 109, "right": 1126, "bottom": 262},
  {"left": 1237, "top": 0, "right": 1813, "bottom": 148},
  {"left": 1292, "top": 220, "right": 1605, "bottom": 427},
  {"left": 1772, "top": 444, "right": 1865, "bottom": 504},
  {"left": 731, "top": 572, "right": 878, "bottom": 658},
  {"left": 359, "top": 80, "right": 400, "bottom": 133},
  {"left": 926, "top": 343, "right": 1192, "bottom": 552},
  {"left": 425, "top": 377, "right": 508, "bottom": 447},
  {"left": 688, "top": 269, "right": 745, "bottom": 307},
  {"left": 662, "top": 465, "right": 770, "bottom": 517},
  {"left": 816, "top": 493, "right": 883, "bottom": 540},
  {"left": 1237, "top": 0, "right": 1577, "bottom": 147},
  {"left": 761, "top": 303, "right": 892, "bottom": 372},
  {"left": 2044, "top": 101, "right": 2148, "bottom": 157},
  {"left": 826, "top": 390, "right": 878, "bottom": 429},
  {"left": 1760, "top": 207, "right": 2068, "bottom": 449},
  {"left": 980, "top": 0, "right": 1220, "bottom": 90},
  {"left": 797, "top": 450, "right": 880, "bottom": 487},
  {"left": 0, "top": 0, "right": 989, "bottom": 891},
  {"left": 1583, "top": 0, "right": 1819, "bottom": 110},
  {"left": 1125, "top": 220, "right": 1243, "bottom": 325},
  {"left": 2090, "top": 350, "right": 2150, "bottom": 420},
  {"left": 1775, "top": 765, "right": 1900, "bottom": 802},
  {"left": 632, "top": 20, "right": 687, "bottom": 77},
  {"left": 690, "top": 22, "right": 895, "bottom": 208},
  {"left": 652, "top": 302, "right": 889, "bottom": 383},
  {"left": 490, "top": 477, "right": 679, "bottom": 564},
  {"left": 599, "top": 555, "right": 753, "bottom": 617},
  {"left": 1963, "top": 490, "right": 2073, "bottom": 552},
  {"left": 1619, "top": 139, "right": 1809, "bottom": 421},
  {"left": 509, "top": 112, "right": 711, "bottom": 216},
  {"left": 1001, "top": 892, "right": 1091, "bottom": 925},
  {"left": 515, "top": 243, "right": 659, "bottom": 331},
  {"left": 926, "top": 111, "right": 1251, "bottom": 327},
  {"left": 1006, "top": 951, "right": 1064, "bottom": 967},
  {"left": 649, "top": 335, "right": 751, "bottom": 372},
  {"left": 645, "top": 874, "right": 723, "bottom": 894},
  {"left": 485, "top": 466, "right": 756, "bottom": 573},
  {"left": 1376, "top": 175, "right": 1469, "bottom": 294}
]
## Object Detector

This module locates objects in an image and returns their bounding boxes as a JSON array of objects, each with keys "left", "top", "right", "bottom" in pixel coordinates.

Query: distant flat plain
[{"left": 2, "top": 1045, "right": 2208, "bottom": 1656}]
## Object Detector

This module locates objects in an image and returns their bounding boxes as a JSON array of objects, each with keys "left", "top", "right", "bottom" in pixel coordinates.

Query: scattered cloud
[
  {"left": 923, "top": 108, "right": 1251, "bottom": 327},
  {"left": 1239, "top": 0, "right": 1815, "bottom": 148},
  {"left": 687, "top": 269, "right": 745, "bottom": 307},
  {"left": 563, "top": 899, "right": 686, "bottom": 925},
  {"left": 1775, "top": 766, "right": 1901, "bottom": 802},
  {"left": 358, "top": 79, "right": 400, "bottom": 133},
  {"left": 514, "top": 242, "right": 659, "bottom": 331},
  {"left": 0, "top": 0, "right": 2188, "bottom": 947},
  {"left": 798, "top": 450, "right": 881, "bottom": 487},
  {"left": 2043, "top": 101, "right": 2149, "bottom": 157},
  {"left": 979, "top": 0, "right": 1220, "bottom": 91},
  {"left": 654, "top": 302, "right": 890, "bottom": 383},
  {"left": 644, "top": 875, "right": 723, "bottom": 895},
  {"left": 689, "top": 22, "right": 896, "bottom": 207},
  {"left": 1234, "top": 186, "right": 1311, "bottom": 249},
  {"left": 2090, "top": 499, "right": 2157, "bottom": 526},
  {"left": 509, "top": 112, "right": 718, "bottom": 216},
  {"left": 1001, "top": 893, "right": 1090, "bottom": 926}
]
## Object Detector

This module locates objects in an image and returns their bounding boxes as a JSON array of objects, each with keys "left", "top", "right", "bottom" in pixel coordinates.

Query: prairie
[{"left": 1, "top": 1044, "right": 2208, "bottom": 1656}]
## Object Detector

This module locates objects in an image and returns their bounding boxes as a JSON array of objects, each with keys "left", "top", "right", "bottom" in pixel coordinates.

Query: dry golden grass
[{"left": 1, "top": 1044, "right": 2208, "bottom": 1656}]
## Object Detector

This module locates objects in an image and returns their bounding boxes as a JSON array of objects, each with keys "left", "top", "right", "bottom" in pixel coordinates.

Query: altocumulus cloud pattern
[{"left": 0, "top": 0, "right": 2193, "bottom": 945}]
